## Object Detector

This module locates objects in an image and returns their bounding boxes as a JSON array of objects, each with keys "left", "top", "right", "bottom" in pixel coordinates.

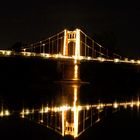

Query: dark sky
[{"left": 0, "top": 0, "right": 140, "bottom": 58}]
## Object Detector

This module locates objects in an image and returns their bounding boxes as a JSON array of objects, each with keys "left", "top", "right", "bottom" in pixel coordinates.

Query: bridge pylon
[{"left": 63, "top": 29, "right": 81, "bottom": 58}]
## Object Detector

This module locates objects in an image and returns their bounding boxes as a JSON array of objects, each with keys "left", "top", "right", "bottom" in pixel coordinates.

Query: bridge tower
[
  {"left": 61, "top": 29, "right": 81, "bottom": 82},
  {"left": 63, "top": 28, "right": 81, "bottom": 58},
  {"left": 58, "top": 29, "right": 82, "bottom": 138}
]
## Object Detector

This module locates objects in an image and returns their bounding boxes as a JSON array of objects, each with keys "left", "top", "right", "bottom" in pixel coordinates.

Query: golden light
[
  {"left": 114, "top": 58, "right": 120, "bottom": 63},
  {"left": 75, "top": 29, "right": 80, "bottom": 59},
  {"left": 74, "top": 59, "right": 77, "bottom": 64},
  {"left": 96, "top": 103, "right": 104, "bottom": 110},
  {"left": 63, "top": 29, "right": 67, "bottom": 56},
  {"left": 44, "top": 107, "right": 49, "bottom": 113},
  {"left": 130, "top": 101, "right": 134, "bottom": 108},
  {"left": 62, "top": 108, "right": 65, "bottom": 136},
  {"left": 74, "top": 64, "right": 78, "bottom": 80},
  {"left": 137, "top": 60, "right": 140, "bottom": 64},
  {"left": 137, "top": 101, "right": 140, "bottom": 107},
  {"left": 96, "top": 105, "right": 100, "bottom": 110},
  {"left": 22, "top": 52, "right": 31, "bottom": 56},
  {"left": 0, "top": 50, "right": 5, "bottom": 55},
  {"left": 73, "top": 85, "right": 79, "bottom": 138},
  {"left": 20, "top": 109, "right": 25, "bottom": 118},
  {"left": 39, "top": 108, "right": 44, "bottom": 114},
  {"left": 0, "top": 50, "right": 12, "bottom": 56},
  {"left": 40, "top": 120, "right": 44, "bottom": 123},
  {"left": 97, "top": 57, "right": 105, "bottom": 62},
  {"left": 113, "top": 102, "right": 118, "bottom": 109},
  {"left": 5, "top": 110, "right": 10, "bottom": 116},
  {"left": 54, "top": 54, "right": 59, "bottom": 58},
  {"left": 78, "top": 106, "right": 82, "bottom": 111},
  {"left": 0, "top": 111, "right": 4, "bottom": 117},
  {"left": 100, "top": 103, "right": 104, "bottom": 108},
  {"left": 40, "top": 53, "right": 50, "bottom": 58},
  {"left": 6, "top": 51, "right": 12, "bottom": 55},
  {"left": 130, "top": 59, "right": 135, "bottom": 63},
  {"left": 124, "top": 103, "right": 128, "bottom": 109},
  {"left": 25, "top": 109, "right": 30, "bottom": 115},
  {"left": 73, "top": 106, "right": 78, "bottom": 138},
  {"left": 52, "top": 107, "right": 58, "bottom": 112},
  {"left": 86, "top": 105, "right": 90, "bottom": 110},
  {"left": 60, "top": 105, "right": 70, "bottom": 111},
  {"left": 87, "top": 57, "right": 91, "bottom": 60}
]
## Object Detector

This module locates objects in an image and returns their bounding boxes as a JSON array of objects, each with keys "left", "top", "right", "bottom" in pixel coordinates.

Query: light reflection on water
[{"left": 0, "top": 59, "right": 140, "bottom": 139}]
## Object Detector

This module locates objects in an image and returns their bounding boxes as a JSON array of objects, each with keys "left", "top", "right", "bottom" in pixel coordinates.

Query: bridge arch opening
[{"left": 68, "top": 42, "right": 75, "bottom": 56}]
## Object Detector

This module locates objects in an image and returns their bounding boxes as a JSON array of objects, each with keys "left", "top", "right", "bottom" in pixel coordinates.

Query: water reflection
[
  {"left": 18, "top": 60, "right": 140, "bottom": 138},
  {"left": 0, "top": 59, "right": 140, "bottom": 139}
]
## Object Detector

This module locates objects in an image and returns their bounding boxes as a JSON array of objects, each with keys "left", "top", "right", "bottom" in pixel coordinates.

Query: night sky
[{"left": 0, "top": 0, "right": 140, "bottom": 58}]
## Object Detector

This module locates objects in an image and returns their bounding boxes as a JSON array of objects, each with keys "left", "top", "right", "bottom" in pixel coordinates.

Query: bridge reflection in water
[
  {"left": 19, "top": 59, "right": 101, "bottom": 138},
  {"left": 16, "top": 59, "right": 140, "bottom": 139}
]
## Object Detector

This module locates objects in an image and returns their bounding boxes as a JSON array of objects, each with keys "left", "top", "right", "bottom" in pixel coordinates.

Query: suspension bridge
[
  {"left": 0, "top": 28, "right": 140, "bottom": 139},
  {"left": 0, "top": 28, "right": 140, "bottom": 64}
]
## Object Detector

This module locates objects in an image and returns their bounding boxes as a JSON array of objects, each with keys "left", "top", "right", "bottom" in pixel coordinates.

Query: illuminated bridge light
[
  {"left": 25, "top": 109, "right": 30, "bottom": 115},
  {"left": 63, "top": 29, "right": 67, "bottom": 56},
  {"left": 51, "top": 107, "right": 59, "bottom": 112},
  {"left": 40, "top": 53, "right": 47, "bottom": 57},
  {"left": 114, "top": 58, "right": 120, "bottom": 63},
  {"left": 96, "top": 103, "right": 104, "bottom": 110},
  {"left": 87, "top": 56, "right": 92, "bottom": 60},
  {"left": 21, "top": 52, "right": 32, "bottom": 56},
  {"left": 130, "top": 101, "right": 134, "bottom": 108},
  {"left": 44, "top": 107, "right": 49, "bottom": 113},
  {"left": 105, "top": 103, "right": 112, "bottom": 107},
  {"left": 130, "top": 59, "right": 135, "bottom": 63},
  {"left": 40, "top": 119, "right": 44, "bottom": 123},
  {"left": 96, "top": 105, "right": 100, "bottom": 110},
  {"left": 5, "top": 51, "right": 12, "bottom": 56},
  {"left": 0, "top": 110, "right": 10, "bottom": 117},
  {"left": 97, "top": 57, "right": 105, "bottom": 62},
  {"left": 0, "top": 111, "right": 4, "bottom": 117},
  {"left": 0, "top": 50, "right": 12, "bottom": 56},
  {"left": 39, "top": 108, "right": 44, "bottom": 114},
  {"left": 74, "top": 28, "right": 80, "bottom": 60},
  {"left": 137, "top": 60, "right": 140, "bottom": 64},
  {"left": 113, "top": 102, "right": 119, "bottom": 109},
  {"left": 78, "top": 106, "right": 82, "bottom": 111},
  {"left": 60, "top": 105, "right": 70, "bottom": 111},
  {"left": 4, "top": 110, "right": 10, "bottom": 116},
  {"left": 137, "top": 102, "right": 140, "bottom": 107},
  {"left": 120, "top": 102, "right": 128, "bottom": 109},
  {"left": 78, "top": 56, "right": 84, "bottom": 60},
  {"left": 86, "top": 105, "right": 90, "bottom": 110},
  {"left": 20, "top": 109, "right": 25, "bottom": 118},
  {"left": 100, "top": 103, "right": 104, "bottom": 108}
]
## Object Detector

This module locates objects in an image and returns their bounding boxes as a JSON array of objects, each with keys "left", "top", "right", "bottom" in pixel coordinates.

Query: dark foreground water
[{"left": 0, "top": 56, "right": 140, "bottom": 139}]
